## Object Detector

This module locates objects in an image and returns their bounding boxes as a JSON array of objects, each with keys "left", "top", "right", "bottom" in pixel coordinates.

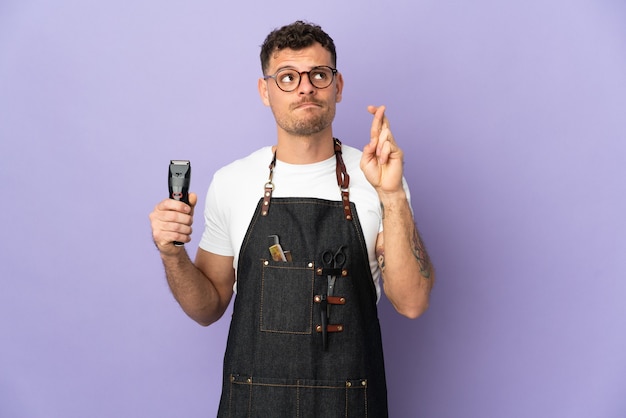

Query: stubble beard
[{"left": 274, "top": 104, "right": 336, "bottom": 137}]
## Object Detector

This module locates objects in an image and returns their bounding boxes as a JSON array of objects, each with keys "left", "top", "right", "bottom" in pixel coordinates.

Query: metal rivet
[
  {"left": 314, "top": 295, "right": 321, "bottom": 302},
  {"left": 264, "top": 260, "right": 269, "bottom": 266},
  {"left": 316, "top": 325, "right": 322, "bottom": 332},
  {"left": 361, "top": 380, "right": 367, "bottom": 386},
  {"left": 308, "top": 262, "right": 313, "bottom": 268},
  {"left": 346, "top": 381, "right": 352, "bottom": 387},
  {"left": 337, "top": 325, "right": 343, "bottom": 331}
]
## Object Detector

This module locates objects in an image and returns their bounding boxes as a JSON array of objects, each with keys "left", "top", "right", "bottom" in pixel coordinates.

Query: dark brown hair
[{"left": 260, "top": 21, "right": 337, "bottom": 74}]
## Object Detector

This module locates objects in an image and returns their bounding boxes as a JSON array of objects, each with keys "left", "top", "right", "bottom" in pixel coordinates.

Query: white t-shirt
[{"left": 199, "top": 144, "right": 411, "bottom": 301}]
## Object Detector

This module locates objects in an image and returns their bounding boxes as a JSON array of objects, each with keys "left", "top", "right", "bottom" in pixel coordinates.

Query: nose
[{"left": 297, "top": 72, "right": 316, "bottom": 95}]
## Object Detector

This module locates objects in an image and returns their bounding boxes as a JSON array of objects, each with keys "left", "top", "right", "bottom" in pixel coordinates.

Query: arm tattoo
[
  {"left": 377, "top": 202, "right": 385, "bottom": 272},
  {"left": 378, "top": 202, "right": 432, "bottom": 278},
  {"left": 412, "top": 224, "right": 432, "bottom": 279}
]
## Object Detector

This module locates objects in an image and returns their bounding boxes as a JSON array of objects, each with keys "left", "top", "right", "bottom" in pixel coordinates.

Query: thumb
[
  {"left": 188, "top": 192, "right": 198, "bottom": 215},
  {"left": 188, "top": 192, "right": 198, "bottom": 207}
]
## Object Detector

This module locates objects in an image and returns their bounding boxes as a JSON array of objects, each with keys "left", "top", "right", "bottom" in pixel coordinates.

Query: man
[{"left": 149, "top": 20, "right": 434, "bottom": 417}]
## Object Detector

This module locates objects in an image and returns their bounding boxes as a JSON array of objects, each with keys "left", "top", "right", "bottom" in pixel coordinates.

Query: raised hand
[{"left": 360, "top": 105, "right": 405, "bottom": 195}]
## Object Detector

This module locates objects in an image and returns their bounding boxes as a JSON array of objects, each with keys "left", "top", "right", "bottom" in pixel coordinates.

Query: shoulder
[
  {"left": 203, "top": 147, "right": 273, "bottom": 251},
  {"left": 207, "top": 146, "right": 273, "bottom": 217},
  {"left": 215, "top": 146, "right": 274, "bottom": 175},
  {"left": 212, "top": 146, "right": 273, "bottom": 186}
]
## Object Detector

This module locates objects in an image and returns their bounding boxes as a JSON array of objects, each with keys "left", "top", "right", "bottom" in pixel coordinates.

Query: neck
[{"left": 273, "top": 131, "right": 335, "bottom": 164}]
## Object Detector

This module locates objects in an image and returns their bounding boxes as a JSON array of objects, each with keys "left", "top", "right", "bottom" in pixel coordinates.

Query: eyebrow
[{"left": 273, "top": 65, "right": 326, "bottom": 73}]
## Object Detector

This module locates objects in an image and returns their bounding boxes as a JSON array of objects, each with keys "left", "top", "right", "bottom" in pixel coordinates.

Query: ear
[
  {"left": 258, "top": 77, "right": 270, "bottom": 106},
  {"left": 335, "top": 72, "right": 344, "bottom": 103}
]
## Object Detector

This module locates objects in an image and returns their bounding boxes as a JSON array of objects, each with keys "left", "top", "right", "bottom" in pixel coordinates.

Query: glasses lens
[
  {"left": 276, "top": 69, "right": 299, "bottom": 91},
  {"left": 309, "top": 67, "right": 334, "bottom": 89}
]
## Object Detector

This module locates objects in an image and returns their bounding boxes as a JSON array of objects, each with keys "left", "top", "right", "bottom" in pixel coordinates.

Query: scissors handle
[{"left": 333, "top": 246, "right": 346, "bottom": 267}]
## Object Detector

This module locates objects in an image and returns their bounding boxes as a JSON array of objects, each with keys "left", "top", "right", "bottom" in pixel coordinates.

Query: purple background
[{"left": 1, "top": 1, "right": 625, "bottom": 417}]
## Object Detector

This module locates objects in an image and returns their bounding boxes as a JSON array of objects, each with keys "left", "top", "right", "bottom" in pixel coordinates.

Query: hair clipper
[{"left": 168, "top": 160, "right": 191, "bottom": 246}]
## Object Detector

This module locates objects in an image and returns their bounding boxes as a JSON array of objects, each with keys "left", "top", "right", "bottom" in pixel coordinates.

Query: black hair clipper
[{"left": 168, "top": 160, "right": 191, "bottom": 246}]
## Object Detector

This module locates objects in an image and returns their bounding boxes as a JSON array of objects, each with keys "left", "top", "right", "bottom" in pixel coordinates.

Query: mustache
[{"left": 291, "top": 99, "right": 324, "bottom": 109}]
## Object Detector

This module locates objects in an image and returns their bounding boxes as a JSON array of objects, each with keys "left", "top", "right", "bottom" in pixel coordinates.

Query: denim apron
[{"left": 217, "top": 140, "right": 388, "bottom": 417}]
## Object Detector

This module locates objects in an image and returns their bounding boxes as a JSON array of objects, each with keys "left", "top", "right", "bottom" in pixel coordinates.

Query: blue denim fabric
[{"left": 218, "top": 197, "right": 388, "bottom": 417}]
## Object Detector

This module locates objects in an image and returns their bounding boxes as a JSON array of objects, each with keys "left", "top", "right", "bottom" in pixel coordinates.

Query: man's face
[{"left": 258, "top": 42, "right": 343, "bottom": 137}]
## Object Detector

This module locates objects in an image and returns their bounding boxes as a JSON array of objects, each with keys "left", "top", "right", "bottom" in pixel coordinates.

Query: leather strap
[
  {"left": 334, "top": 138, "right": 353, "bottom": 221},
  {"left": 316, "top": 324, "right": 344, "bottom": 333},
  {"left": 261, "top": 152, "right": 277, "bottom": 217},
  {"left": 314, "top": 295, "right": 346, "bottom": 305},
  {"left": 315, "top": 266, "right": 348, "bottom": 277},
  {"left": 261, "top": 139, "right": 352, "bottom": 220}
]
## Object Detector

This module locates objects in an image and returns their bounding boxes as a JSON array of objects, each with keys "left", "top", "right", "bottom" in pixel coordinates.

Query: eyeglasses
[{"left": 264, "top": 66, "right": 338, "bottom": 92}]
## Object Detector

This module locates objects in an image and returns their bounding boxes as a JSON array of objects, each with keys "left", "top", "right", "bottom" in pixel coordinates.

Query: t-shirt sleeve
[{"left": 198, "top": 176, "right": 234, "bottom": 256}]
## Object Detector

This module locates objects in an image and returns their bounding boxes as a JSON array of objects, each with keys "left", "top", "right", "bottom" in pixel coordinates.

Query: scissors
[
  {"left": 319, "top": 246, "right": 346, "bottom": 350},
  {"left": 322, "top": 246, "right": 346, "bottom": 299},
  {"left": 322, "top": 245, "right": 346, "bottom": 320}
]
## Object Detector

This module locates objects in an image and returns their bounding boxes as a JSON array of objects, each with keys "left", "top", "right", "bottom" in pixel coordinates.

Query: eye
[
  {"left": 278, "top": 70, "right": 298, "bottom": 84},
  {"left": 310, "top": 69, "right": 329, "bottom": 81}
]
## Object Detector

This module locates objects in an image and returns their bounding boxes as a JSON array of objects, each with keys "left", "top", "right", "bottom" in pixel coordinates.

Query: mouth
[{"left": 293, "top": 101, "right": 322, "bottom": 110}]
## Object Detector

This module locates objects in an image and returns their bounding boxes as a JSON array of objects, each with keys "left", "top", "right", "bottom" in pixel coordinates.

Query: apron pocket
[
  {"left": 260, "top": 260, "right": 315, "bottom": 334},
  {"left": 227, "top": 374, "right": 368, "bottom": 418}
]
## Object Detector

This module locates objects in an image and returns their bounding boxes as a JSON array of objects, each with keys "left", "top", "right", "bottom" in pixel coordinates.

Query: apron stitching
[
  {"left": 247, "top": 377, "right": 252, "bottom": 418},
  {"left": 227, "top": 375, "right": 231, "bottom": 418},
  {"left": 259, "top": 262, "right": 315, "bottom": 334},
  {"left": 296, "top": 379, "right": 300, "bottom": 418}
]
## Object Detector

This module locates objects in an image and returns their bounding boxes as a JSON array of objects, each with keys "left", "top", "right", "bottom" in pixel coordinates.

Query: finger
[
  {"left": 368, "top": 106, "right": 385, "bottom": 158},
  {"left": 376, "top": 128, "right": 392, "bottom": 164},
  {"left": 188, "top": 192, "right": 198, "bottom": 216},
  {"left": 378, "top": 106, "right": 391, "bottom": 133},
  {"left": 150, "top": 201, "right": 195, "bottom": 232},
  {"left": 369, "top": 105, "right": 386, "bottom": 139},
  {"left": 188, "top": 192, "right": 198, "bottom": 208},
  {"left": 155, "top": 208, "right": 194, "bottom": 225},
  {"left": 156, "top": 219, "right": 193, "bottom": 238},
  {"left": 377, "top": 135, "right": 393, "bottom": 165},
  {"left": 157, "top": 198, "right": 188, "bottom": 213},
  {"left": 151, "top": 214, "right": 194, "bottom": 247}
]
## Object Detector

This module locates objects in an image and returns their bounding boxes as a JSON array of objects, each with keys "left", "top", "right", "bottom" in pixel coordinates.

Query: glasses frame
[{"left": 264, "top": 65, "right": 338, "bottom": 92}]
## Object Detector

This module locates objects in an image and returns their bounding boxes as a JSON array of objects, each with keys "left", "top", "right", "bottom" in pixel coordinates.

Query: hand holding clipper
[{"left": 169, "top": 160, "right": 191, "bottom": 246}]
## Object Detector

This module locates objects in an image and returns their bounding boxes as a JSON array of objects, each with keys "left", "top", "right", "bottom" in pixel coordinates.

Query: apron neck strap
[
  {"left": 262, "top": 139, "right": 353, "bottom": 221},
  {"left": 333, "top": 138, "right": 353, "bottom": 221}
]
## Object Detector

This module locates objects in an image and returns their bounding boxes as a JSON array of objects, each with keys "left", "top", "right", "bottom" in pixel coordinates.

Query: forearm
[
  {"left": 378, "top": 190, "right": 434, "bottom": 319},
  {"left": 160, "top": 249, "right": 227, "bottom": 326}
]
